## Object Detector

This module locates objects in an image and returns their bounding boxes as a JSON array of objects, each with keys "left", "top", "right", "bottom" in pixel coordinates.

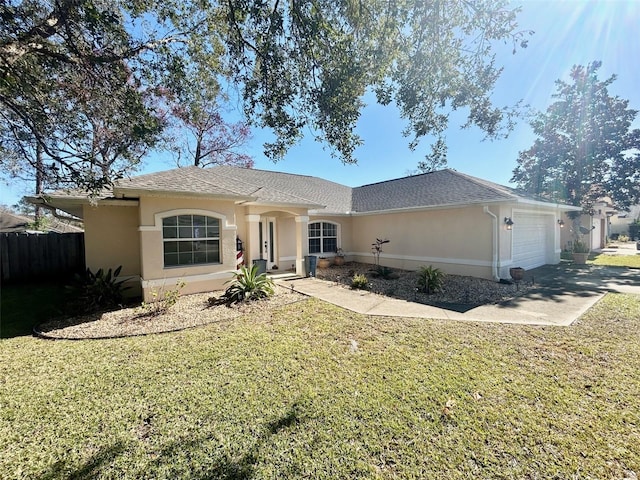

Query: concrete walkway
[{"left": 275, "top": 263, "right": 640, "bottom": 326}]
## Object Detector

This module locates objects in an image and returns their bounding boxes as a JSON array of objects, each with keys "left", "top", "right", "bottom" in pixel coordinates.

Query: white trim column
[
  {"left": 295, "top": 215, "right": 309, "bottom": 276},
  {"left": 245, "top": 214, "right": 261, "bottom": 268}
]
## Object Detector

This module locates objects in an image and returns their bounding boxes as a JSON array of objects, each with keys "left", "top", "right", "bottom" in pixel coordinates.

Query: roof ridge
[
  {"left": 446, "top": 169, "right": 518, "bottom": 199},
  {"left": 206, "top": 166, "right": 327, "bottom": 206},
  {"left": 181, "top": 167, "right": 250, "bottom": 197},
  {"left": 353, "top": 170, "right": 440, "bottom": 190},
  {"left": 216, "top": 165, "right": 352, "bottom": 190}
]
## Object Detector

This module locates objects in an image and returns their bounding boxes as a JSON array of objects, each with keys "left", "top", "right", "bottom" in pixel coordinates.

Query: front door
[{"left": 259, "top": 217, "right": 277, "bottom": 270}]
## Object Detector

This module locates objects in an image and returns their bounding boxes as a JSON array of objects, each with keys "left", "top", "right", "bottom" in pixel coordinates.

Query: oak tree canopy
[{"left": 1, "top": 0, "right": 531, "bottom": 194}]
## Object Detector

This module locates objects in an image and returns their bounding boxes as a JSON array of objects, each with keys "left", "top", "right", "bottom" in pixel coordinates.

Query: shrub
[
  {"left": 351, "top": 274, "right": 369, "bottom": 290},
  {"left": 572, "top": 240, "right": 590, "bottom": 253},
  {"left": 369, "top": 265, "right": 398, "bottom": 279},
  {"left": 67, "top": 266, "right": 130, "bottom": 313},
  {"left": 417, "top": 265, "right": 445, "bottom": 294},
  {"left": 139, "top": 281, "right": 186, "bottom": 317},
  {"left": 220, "top": 264, "right": 275, "bottom": 305},
  {"left": 618, "top": 234, "right": 630, "bottom": 242}
]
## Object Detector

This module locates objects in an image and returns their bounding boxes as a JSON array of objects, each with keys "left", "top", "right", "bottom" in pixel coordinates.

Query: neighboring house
[
  {"left": 29, "top": 166, "right": 579, "bottom": 300},
  {"left": 610, "top": 205, "right": 640, "bottom": 237},
  {"left": 0, "top": 208, "right": 84, "bottom": 234},
  {"left": 558, "top": 199, "right": 618, "bottom": 251}
]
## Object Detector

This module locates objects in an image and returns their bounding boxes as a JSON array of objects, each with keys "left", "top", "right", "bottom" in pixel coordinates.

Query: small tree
[
  {"left": 168, "top": 86, "right": 254, "bottom": 169},
  {"left": 371, "top": 238, "right": 390, "bottom": 267}
]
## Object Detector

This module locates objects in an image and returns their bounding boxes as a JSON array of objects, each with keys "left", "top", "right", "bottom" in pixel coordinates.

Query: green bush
[
  {"left": 351, "top": 274, "right": 369, "bottom": 290},
  {"left": 572, "top": 240, "right": 590, "bottom": 253},
  {"left": 220, "top": 264, "right": 275, "bottom": 305},
  {"left": 67, "top": 266, "right": 130, "bottom": 313},
  {"left": 417, "top": 265, "right": 445, "bottom": 294},
  {"left": 618, "top": 234, "right": 630, "bottom": 242}
]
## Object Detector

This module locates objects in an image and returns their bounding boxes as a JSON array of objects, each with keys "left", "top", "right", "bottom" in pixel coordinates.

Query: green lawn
[
  {"left": 1, "top": 294, "right": 639, "bottom": 478},
  {"left": 590, "top": 253, "right": 640, "bottom": 268}
]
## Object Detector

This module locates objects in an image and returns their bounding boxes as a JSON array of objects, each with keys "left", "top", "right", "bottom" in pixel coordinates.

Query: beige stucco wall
[
  {"left": 83, "top": 203, "right": 141, "bottom": 296},
  {"left": 277, "top": 216, "right": 297, "bottom": 269},
  {"left": 349, "top": 206, "right": 496, "bottom": 278}
]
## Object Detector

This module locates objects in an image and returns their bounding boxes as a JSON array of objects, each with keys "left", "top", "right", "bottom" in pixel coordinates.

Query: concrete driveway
[{"left": 279, "top": 262, "right": 640, "bottom": 326}]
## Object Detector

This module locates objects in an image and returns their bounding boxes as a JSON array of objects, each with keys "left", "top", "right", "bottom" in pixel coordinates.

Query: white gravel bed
[
  {"left": 315, "top": 262, "right": 533, "bottom": 306},
  {"left": 35, "top": 285, "right": 306, "bottom": 340}
]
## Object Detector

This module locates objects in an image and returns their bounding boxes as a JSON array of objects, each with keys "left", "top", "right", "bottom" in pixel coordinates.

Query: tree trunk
[{"left": 34, "top": 142, "right": 43, "bottom": 222}]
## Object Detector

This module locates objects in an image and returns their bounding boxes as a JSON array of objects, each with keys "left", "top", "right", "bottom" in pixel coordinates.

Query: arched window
[
  {"left": 162, "top": 214, "right": 220, "bottom": 266},
  {"left": 308, "top": 221, "right": 338, "bottom": 254}
]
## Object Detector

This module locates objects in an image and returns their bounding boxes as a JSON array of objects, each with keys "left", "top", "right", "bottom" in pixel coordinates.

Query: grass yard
[
  {"left": 1, "top": 294, "right": 639, "bottom": 479},
  {"left": 590, "top": 253, "right": 640, "bottom": 268}
]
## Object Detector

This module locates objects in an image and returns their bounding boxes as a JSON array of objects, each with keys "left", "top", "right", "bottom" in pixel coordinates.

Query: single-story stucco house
[
  {"left": 558, "top": 199, "right": 617, "bottom": 251},
  {"left": 30, "top": 166, "right": 579, "bottom": 300}
]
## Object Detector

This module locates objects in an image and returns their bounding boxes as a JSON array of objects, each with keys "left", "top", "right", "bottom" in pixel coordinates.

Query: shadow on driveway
[{"left": 497, "top": 262, "right": 640, "bottom": 308}]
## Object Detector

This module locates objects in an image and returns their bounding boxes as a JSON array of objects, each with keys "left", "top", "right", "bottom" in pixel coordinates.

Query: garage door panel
[{"left": 512, "top": 213, "right": 548, "bottom": 270}]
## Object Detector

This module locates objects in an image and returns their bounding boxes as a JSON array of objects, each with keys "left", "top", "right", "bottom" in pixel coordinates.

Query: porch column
[
  {"left": 245, "top": 214, "right": 261, "bottom": 268},
  {"left": 295, "top": 215, "right": 309, "bottom": 276}
]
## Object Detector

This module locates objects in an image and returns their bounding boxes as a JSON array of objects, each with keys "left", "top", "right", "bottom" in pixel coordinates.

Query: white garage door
[{"left": 512, "top": 213, "right": 549, "bottom": 270}]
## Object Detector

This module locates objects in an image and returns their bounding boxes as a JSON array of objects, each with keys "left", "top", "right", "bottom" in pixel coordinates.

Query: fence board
[{"left": 0, "top": 232, "right": 85, "bottom": 283}]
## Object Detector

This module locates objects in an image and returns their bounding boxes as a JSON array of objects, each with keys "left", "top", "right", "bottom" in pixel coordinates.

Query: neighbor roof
[{"left": 0, "top": 208, "right": 83, "bottom": 233}]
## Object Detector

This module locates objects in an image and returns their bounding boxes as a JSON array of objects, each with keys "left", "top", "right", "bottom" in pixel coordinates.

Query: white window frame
[
  {"left": 308, "top": 221, "right": 340, "bottom": 255},
  {"left": 162, "top": 214, "right": 221, "bottom": 267}
]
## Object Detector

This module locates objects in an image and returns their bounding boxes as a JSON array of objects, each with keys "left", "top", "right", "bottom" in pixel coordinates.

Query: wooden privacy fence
[{"left": 0, "top": 232, "right": 85, "bottom": 283}]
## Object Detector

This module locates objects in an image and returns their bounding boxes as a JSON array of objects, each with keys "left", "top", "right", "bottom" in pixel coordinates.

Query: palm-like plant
[
  {"left": 68, "top": 265, "right": 131, "bottom": 313},
  {"left": 417, "top": 265, "right": 445, "bottom": 294},
  {"left": 221, "top": 264, "right": 275, "bottom": 305}
]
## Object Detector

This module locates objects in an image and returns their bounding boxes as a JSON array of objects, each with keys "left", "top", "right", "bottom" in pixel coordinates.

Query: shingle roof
[
  {"left": 114, "top": 165, "right": 353, "bottom": 213},
  {"left": 40, "top": 166, "right": 566, "bottom": 216},
  {"left": 351, "top": 169, "right": 518, "bottom": 212}
]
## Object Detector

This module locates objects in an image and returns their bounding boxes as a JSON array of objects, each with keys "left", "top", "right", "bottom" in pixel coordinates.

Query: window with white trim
[
  {"left": 308, "top": 221, "right": 338, "bottom": 254},
  {"left": 162, "top": 215, "right": 220, "bottom": 267}
]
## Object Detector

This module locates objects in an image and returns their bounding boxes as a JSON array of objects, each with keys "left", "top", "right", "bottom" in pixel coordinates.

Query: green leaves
[
  {"left": 225, "top": 0, "right": 528, "bottom": 165},
  {"left": 417, "top": 265, "right": 445, "bottom": 294},
  {"left": 220, "top": 264, "right": 275, "bottom": 305},
  {"left": 2, "top": 0, "right": 530, "bottom": 195}
]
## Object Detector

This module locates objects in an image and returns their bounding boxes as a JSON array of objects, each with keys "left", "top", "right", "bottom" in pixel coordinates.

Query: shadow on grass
[
  {"left": 32, "top": 403, "right": 305, "bottom": 479},
  {"left": 0, "top": 281, "right": 68, "bottom": 338},
  {"left": 145, "top": 402, "right": 306, "bottom": 480},
  {"left": 38, "top": 441, "right": 127, "bottom": 480}
]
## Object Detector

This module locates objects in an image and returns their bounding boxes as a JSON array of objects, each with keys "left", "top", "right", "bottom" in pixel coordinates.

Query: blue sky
[{"left": 2, "top": 0, "right": 639, "bottom": 205}]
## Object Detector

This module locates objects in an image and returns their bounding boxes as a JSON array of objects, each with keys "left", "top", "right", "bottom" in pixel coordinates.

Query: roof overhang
[
  {"left": 26, "top": 195, "right": 139, "bottom": 220},
  {"left": 349, "top": 199, "right": 510, "bottom": 216},
  {"left": 112, "top": 187, "right": 255, "bottom": 203},
  {"left": 239, "top": 200, "right": 325, "bottom": 210},
  {"left": 343, "top": 197, "right": 581, "bottom": 216},
  {"left": 514, "top": 198, "right": 582, "bottom": 210}
]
